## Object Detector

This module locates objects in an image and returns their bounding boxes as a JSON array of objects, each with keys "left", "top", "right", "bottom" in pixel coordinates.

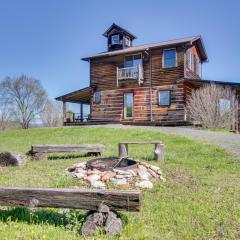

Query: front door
[{"left": 124, "top": 93, "right": 134, "bottom": 119}]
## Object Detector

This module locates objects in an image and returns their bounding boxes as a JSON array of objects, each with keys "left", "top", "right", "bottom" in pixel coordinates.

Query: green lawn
[{"left": 0, "top": 127, "right": 239, "bottom": 240}]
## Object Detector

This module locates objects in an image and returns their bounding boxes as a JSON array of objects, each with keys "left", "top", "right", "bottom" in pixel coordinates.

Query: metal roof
[
  {"left": 178, "top": 78, "right": 240, "bottom": 86},
  {"left": 82, "top": 35, "right": 208, "bottom": 62}
]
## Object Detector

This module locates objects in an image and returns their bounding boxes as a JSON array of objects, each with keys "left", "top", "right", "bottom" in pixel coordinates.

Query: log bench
[
  {"left": 0, "top": 187, "right": 142, "bottom": 236},
  {"left": 119, "top": 141, "right": 164, "bottom": 161},
  {"left": 29, "top": 144, "right": 106, "bottom": 160},
  {"left": 0, "top": 187, "right": 141, "bottom": 211}
]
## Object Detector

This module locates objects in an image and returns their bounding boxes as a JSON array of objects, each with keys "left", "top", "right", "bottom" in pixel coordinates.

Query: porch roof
[
  {"left": 55, "top": 87, "right": 92, "bottom": 104},
  {"left": 178, "top": 78, "right": 240, "bottom": 88}
]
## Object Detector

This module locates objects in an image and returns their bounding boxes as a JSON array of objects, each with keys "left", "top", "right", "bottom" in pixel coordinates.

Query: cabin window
[
  {"left": 219, "top": 98, "right": 231, "bottom": 114},
  {"left": 163, "top": 49, "right": 177, "bottom": 68},
  {"left": 124, "top": 36, "right": 131, "bottom": 47},
  {"left": 111, "top": 34, "right": 120, "bottom": 45},
  {"left": 159, "top": 90, "right": 171, "bottom": 106},
  {"left": 93, "top": 92, "right": 101, "bottom": 103},
  {"left": 187, "top": 51, "right": 201, "bottom": 76},
  {"left": 124, "top": 54, "right": 142, "bottom": 68}
]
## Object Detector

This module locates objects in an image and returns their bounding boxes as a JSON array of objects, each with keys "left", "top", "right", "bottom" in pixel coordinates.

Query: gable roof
[
  {"left": 102, "top": 23, "right": 137, "bottom": 39},
  {"left": 82, "top": 35, "right": 208, "bottom": 62}
]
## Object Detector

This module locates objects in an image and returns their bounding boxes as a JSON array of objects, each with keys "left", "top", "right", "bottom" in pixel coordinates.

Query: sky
[{"left": 0, "top": 0, "right": 240, "bottom": 104}]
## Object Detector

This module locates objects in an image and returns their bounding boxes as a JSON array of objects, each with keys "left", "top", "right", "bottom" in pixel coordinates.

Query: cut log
[
  {"left": 118, "top": 143, "right": 128, "bottom": 159},
  {"left": 0, "top": 152, "right": 27, "bottom": 167},
  {"left": 154, "top": 143, "right": 164, "bottom": 161},
  {"left": 0, "top": 187, "right": 141, "bottom": 212},
  {"left": 31, "top": 144, "right": 106, "bottom": 153},
  {"left": 29, "top": 144, "right": 106, "bottom": 160}
]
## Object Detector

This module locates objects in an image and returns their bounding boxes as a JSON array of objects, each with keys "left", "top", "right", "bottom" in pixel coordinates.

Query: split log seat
[
  {"left": 119, "top": 141, "right": 164, "bottom": 161},
  {"left": 30, "top": 144, "right": 106, "bottom": 160},
  {"left": 0, "top": 187, "right": 141, "bottom": 212}
]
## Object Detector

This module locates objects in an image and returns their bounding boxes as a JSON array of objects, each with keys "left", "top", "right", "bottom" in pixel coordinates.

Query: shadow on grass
[
  {"left": 141, "top": 155, "right": 156, "bottom": 161},
  {"left": 47, "top": 153, "right": 99, "bottom": 160},
  {"left": 0, "top": 207, "right": 86, "bottom": 228}
]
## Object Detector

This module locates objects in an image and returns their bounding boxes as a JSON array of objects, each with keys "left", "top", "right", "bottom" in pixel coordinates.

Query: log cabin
[{"left": 56, "top": 23, "right": 240, "bottom": 129}]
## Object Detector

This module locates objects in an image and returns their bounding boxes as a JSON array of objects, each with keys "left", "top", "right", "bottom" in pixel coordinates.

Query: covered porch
[{"left": 55, "top": 87, "right": 92, "bottom": 125}]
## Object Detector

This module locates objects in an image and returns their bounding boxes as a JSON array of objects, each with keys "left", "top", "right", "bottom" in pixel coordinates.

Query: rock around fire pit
[{"left": 67, "top": 157, "right": 165, "bottom": 189}]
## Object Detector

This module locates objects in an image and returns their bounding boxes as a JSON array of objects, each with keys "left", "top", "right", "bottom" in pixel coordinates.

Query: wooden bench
[
  {"left": 0, "top": 187, "right": 141, "bottom": 212},
  {"left": 119, "top": 141, "right": 164, "bottom": 161},
  {"left": 29, "top": 144, "right": 106, "bottom": 160},
  {"left": 0, "top": 186, "right": 141, "bottom": 236}
]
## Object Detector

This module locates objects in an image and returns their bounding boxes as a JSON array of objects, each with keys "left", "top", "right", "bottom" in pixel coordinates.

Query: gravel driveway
[{"left": 85, "top": 124, "right": 240, "bottom": 159}]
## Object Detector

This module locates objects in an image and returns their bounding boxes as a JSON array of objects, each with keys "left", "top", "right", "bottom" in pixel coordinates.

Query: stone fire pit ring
[{"left": 67, "top": 157, "right": 165, "bottom": 189}]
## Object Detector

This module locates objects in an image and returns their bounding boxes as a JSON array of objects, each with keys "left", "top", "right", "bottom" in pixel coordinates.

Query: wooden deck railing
[
  {"left": 65, "top": 112, "right": 90, "bottom": 123},
  {"left": 117, "top": 65, "right": 143, "bottom": 87}
]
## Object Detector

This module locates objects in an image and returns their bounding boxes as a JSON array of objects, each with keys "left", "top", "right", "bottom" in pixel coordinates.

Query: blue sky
[{"left": 0, "top": 0, "right": 240, "bottom": 101}]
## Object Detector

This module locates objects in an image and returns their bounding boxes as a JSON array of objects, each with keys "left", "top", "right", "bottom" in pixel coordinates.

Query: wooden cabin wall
[
  {"left": 90, "top": 63, "right": 116, "bottom": 91},
  {"left": 90, "top": 45, "right": 186, "bottom": 124},
  {"left": 185, "top": 45, "right": 202, "bottom": 79},
  {"left": 90, "top": 45, "right": 185, "bottom": 91},
  {"left": 90, "top": 84, "right": 185, "bottom": 123}
]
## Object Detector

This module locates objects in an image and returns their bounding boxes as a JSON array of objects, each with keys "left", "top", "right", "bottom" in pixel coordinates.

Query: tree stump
[
  {"left": 118, "top": 143, "right": 128, "bottom": 159},
  {"left": 0, "top": 152, "right": 27, "bottom": 167},
  {"left": 154, "top": 143, "right": 164, "bottom": 161}
]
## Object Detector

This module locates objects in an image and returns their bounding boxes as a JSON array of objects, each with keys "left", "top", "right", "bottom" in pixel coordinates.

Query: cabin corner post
[{"left": 63, "top": 101, "right": 67, "bottom": 125}]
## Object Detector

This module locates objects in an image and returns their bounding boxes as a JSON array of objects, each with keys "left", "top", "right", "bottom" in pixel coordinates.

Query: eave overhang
[
  {"left": 55, "top": 87, "right": 92, "bottom": 104},
  {"left": 82, "top": 35, "right": 208, "bottom": 62}
]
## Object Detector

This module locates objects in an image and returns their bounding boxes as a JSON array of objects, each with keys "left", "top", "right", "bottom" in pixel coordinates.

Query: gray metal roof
[
  {"left": 178, "top": 78, "right": 240, "bottom": 86},
  {"left": 82, "top": 35, "right": 208, "bottom": 62}
]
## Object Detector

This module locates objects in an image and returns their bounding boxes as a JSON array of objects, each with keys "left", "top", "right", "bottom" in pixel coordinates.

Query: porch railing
[
  {"left": 65, "top": 112, "right": 90, "bottom": 123},
  {"left": 116, "top": 65, "right": 143, "bottom": 87}
]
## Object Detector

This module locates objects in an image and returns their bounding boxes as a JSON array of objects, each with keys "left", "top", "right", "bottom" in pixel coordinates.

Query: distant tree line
[{"left": 0, "top": 75, "right": 62, "bottom": 130}]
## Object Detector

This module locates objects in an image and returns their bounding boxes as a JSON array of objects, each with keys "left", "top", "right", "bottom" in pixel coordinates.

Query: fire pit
[
  {"left": 67, "top": 157, "right": 165, "bottom": 189},
  {"left": 86, "top": 157, "right": 138, "bottom": 171}
]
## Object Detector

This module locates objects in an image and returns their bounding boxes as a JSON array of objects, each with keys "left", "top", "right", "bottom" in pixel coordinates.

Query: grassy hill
[{"left": 0, "top": 127, "right": 239, "bottom": 239}]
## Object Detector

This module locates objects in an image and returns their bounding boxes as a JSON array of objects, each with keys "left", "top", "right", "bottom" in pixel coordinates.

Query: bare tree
[
  {"left": 0, "top": 106, "right": 10, "bottom": 130},
  {"left": 0, "top": 75, "right": 47, "bottom": 129},
  {"left": 41, "top": 100, "right": 63, "bottom": 127},
  {"left": 187, "top": 84, "right": 238, "bottom": 130}
]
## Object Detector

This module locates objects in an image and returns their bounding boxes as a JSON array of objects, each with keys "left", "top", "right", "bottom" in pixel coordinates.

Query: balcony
[{"left": 116, "top": 65, "right": 143, "bottom": 86}]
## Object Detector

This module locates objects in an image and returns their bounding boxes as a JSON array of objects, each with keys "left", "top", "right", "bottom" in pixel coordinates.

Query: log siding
[
  {"left": 91, "top": 46, "right": 185, "bottom": 91},
  {"left": 90, "top": 46, "right": 186, "bottom": 124},
  {"left": 91, "top": 84, "right": 185, "bottom": 124}
]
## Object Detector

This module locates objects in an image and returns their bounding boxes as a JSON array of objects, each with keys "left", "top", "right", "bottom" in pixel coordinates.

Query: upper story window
[
  {"left": 111, "top": 34, "right": 120, "bottom": 45},
  {"left": 187, "top": 51, "right": 201, "bottom": 76},
  {"left": 163, "top": 49, "right": 177, "bottom": 68},
  {"left": 93, "top": 92, "right": 101, "bottom": 103},
  {"left": 124, "top": 54, "right": 142, "bottom": 68},
  {"left": 124, "top": 36, "right": 131, "bottom": 47},
  {"left": 159, "top": 90, "right": 171, "bottom": 106}
]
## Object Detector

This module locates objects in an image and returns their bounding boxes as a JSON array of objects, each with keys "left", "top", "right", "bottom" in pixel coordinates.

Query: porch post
[
  {"left": 80, "top": 103, "right": 83, "bottom": 122},
  {"left": 63, "top": 101, "right": 67, "bottom": 124}
]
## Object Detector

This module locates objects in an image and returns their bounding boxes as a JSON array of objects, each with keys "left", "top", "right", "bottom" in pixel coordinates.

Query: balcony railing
[{"left": 116, "top": 65, "right": 143, "bottom": 87}]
